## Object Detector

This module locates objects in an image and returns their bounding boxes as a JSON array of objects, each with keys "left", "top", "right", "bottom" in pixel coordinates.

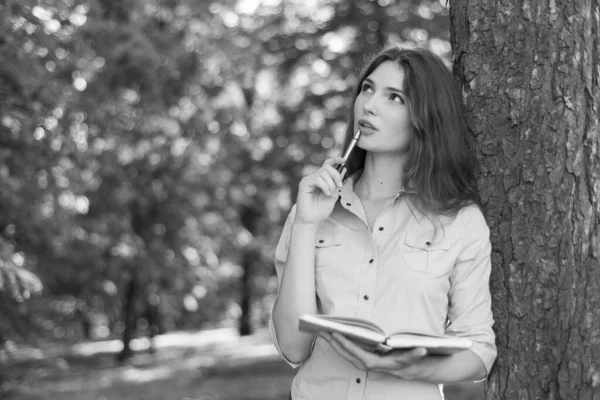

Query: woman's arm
[
  {"left": 320, "top": 332, "right": 486, "bottom": 383},
  {"left": 390, "top": 348, "right": 487, "bottom": 383},
  {"left": 271, "top": 158, "right": 346, "bottom": 364},
  {"left": 443, "top": 206, "right": 497, "bottom": 376},
  {"left": 271, "top": 221, "right": 320, "bottom": 364}
]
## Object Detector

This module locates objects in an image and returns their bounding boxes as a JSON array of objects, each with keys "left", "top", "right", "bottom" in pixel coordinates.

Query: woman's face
[{"left": 353, "top": 61, "right": 414, "bottom": 156}]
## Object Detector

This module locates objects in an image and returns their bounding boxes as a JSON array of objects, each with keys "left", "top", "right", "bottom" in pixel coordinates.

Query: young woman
[{"left": 270, "top": 45, "right": 496, "bottom": 400}]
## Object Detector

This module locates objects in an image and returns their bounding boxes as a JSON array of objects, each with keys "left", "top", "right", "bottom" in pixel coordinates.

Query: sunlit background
[{"left": 1, "top": 0, "right": 451, "bottom": 399}]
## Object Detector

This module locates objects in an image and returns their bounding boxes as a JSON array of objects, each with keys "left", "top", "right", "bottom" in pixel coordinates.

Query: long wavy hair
[{"left": 341, "top": 45, "right": 478, "bottom": 216}]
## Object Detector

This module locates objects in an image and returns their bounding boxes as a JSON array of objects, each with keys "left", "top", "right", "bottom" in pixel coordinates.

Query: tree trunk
[
  {"left": 450, "top": 1, "right": 600, "bottom": 399},
  {"left": 239, "top": 247, "right": 254, "bottom": 336},
  {"left": 239, "top": 204, "right": 262, "bottom": 336},
  {"left": 118, "top": 273, "right": 139, "bottom": 363}
]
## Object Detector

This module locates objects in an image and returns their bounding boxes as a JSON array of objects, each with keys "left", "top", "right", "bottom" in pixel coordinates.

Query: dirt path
[{"left": 4, "top": 328, "right": 295, "bottom": 400}]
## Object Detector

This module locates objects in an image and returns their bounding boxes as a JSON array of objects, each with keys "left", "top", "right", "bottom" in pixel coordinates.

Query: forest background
[
  {"left": 0, "top": 0, "right": 456, "bottom": 397},
  {"left": 1, "top": 0, "right": 449, "bottom": 359}
]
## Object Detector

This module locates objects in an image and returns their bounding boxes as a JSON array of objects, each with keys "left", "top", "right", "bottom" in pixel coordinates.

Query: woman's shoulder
[
  {"left": 456, "top": 202, "right": 484, "bottom": 218},
  {"left": 428, "top": 202, "right": 488, "bottom": 235},
  {"left": 453, "top": 202, "right": 490, "bottom": 235}
]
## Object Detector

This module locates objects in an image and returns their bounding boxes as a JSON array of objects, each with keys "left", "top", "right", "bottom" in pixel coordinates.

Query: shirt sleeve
[
  {"left": 444, "top": 205, "right": 497, "bottom": 377},
  {"left": 268, "top": 206, "right": 302, "bottom": 368}
]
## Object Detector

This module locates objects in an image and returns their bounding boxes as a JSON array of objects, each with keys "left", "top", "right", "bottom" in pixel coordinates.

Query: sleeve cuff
[
  {"left": 468, "top": 341, "right": 497, "bottom": 379},
  {"left": 269, "top": 319, "right": 302, "bottom": 369}
]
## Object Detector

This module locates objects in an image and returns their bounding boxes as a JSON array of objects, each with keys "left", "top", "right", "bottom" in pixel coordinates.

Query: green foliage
[{"left": 0, "top": 0, "right": 449, "bottom": 343}]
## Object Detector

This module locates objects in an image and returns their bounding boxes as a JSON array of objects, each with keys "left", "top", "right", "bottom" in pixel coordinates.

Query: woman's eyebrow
[
  {"left": 386, "top": 87, "right": 405, "bottom": 95},
  {"left": 364, "top": 78, "right": 405, "bottom": 95}
]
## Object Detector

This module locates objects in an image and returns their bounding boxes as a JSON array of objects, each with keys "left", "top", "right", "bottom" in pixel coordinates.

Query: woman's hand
[
  {"left": 295, "top": 157, "right": 346, "bottom": 226},
  {"left": 319, "top": 332, "right": 428, "bottom": 380}
]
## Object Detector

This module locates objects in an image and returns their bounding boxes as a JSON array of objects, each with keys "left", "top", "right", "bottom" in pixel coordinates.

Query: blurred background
[{"left": 0, "top": 0, "right": 452, "bottom": 399}]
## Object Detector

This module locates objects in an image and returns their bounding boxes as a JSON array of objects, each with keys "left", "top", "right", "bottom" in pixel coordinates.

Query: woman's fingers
[
  {"left": 322, "top": 164, "right": 345, "bottom": 188},
  {"left": 321, "top": 332, "right": 428, "bottom": 374},
  {"left": 330, "top": 333, "right": 428, "bottom": 372},
  {"left": 323, "top": 156, "right": 346, "bottom": 167},
  {"left": 318, "top": 170, "right": 339, "bottom": 195},
  {"left": 390, "top": 347, "right": 427, "bottom": 365},
  {"left": 340, "top": 166, "right": 347, "bottom": 181},
  {"left": 320, "top": 333, "right": 365, "bottom": 370},
  {"left": 330, "top": 333, "right": 379, "bottom": 369},
  {"left": 315, "top": 175, "right": 334, "bottom": 197},
  {"left": 295, "top": 158, "right": 346, "bottom": 224}
]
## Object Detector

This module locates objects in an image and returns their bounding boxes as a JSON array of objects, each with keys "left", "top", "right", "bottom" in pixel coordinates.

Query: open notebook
[{"left": 299, "top": 314, "right": 472, "bottom": 355}]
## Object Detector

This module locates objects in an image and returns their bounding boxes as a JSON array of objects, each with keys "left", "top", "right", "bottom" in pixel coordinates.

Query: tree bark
[{"left": 450, "top": 1, "right": 600, "bottom": 399}]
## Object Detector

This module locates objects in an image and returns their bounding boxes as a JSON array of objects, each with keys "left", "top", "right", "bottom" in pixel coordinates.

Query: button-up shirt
[{"left": 270, "top": 177, "right": 496, "bottom": 400}]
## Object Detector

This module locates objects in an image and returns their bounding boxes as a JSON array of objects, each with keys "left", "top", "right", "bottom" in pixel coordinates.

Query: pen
[{"left": 335, "top": 129, "right": 362, "bottom": 173}]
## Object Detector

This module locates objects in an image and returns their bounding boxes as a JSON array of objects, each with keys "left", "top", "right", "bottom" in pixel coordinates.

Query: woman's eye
[
  {"left": 361, "top": 83, "right": 372, "bottom": 92},
  {"left": 390, "top": 93, "right": 404, "bottom": 104}
]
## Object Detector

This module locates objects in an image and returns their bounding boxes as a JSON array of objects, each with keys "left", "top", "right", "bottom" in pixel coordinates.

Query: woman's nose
[{"left": 363, "top": 95, "right": 376, "bottom": 115}]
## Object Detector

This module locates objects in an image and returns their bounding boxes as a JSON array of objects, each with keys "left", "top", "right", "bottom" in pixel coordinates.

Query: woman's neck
[{"left": 355, "top": 152, "right": 407, "bottom": 201}]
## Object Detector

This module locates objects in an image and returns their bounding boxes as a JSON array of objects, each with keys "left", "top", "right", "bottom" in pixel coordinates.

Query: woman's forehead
[{"left": 364, "top": 61, "right": 406, "bottom": 88}]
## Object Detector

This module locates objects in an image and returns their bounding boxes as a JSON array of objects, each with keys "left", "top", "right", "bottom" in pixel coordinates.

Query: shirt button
[
  {"left": 363, "top": 295, "right": 369, "bottom": 300},
  {"left": 346, "top": 202, "right": 351, "bottom": 206},
  {"left": 369, "top": 259, "right": 374, "bottom": 264},
  {"left": 356, "top": 378, "right": 361, "bottom": 383},
  {"left": 378, "top": 227, "right": 384, "bottom": 231}
]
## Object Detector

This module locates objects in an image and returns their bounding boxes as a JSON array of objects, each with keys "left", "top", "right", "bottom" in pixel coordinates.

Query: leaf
[{"left": 0, "top": 261, "right": 43, "bottom": 302}]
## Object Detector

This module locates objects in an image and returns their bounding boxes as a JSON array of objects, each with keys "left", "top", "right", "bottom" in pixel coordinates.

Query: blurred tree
[
  {"left": 451, "top": 0, "right": 600, "bottom": 399},
  {"left": 0, "top": 0, "right": 65, "bottom": 341},
  {"left": 1, "top": 0, "right": 456, "bottom": 360}
]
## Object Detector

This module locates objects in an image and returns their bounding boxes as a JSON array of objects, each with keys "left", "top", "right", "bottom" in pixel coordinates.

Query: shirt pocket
[
  {"left": 314, "top": 222, "right": 345, "bottom": 268},
  {"left": 403, "top": 231, "right": 451, "bottom": 275},
  {"left": 314, "top": 222, "right": 356, "bottom": 315}
]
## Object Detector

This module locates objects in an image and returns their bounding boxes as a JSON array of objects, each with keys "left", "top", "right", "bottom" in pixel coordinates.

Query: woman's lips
[
  {"left": 358, "top": 119, "right": 377, "bottom": 132},
  {"left": 358, "top": 126, "right": 375, "bottom": 136}
]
